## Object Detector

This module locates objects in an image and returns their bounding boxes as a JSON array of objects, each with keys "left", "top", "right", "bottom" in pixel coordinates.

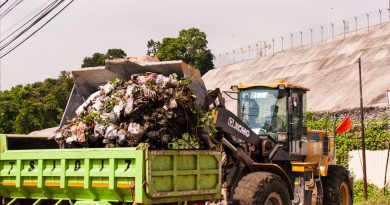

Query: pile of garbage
[{"left": 54, "top": 73, "right": 210, "bottom": 149}]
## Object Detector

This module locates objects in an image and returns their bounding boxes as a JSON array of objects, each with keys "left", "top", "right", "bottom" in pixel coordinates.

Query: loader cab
[{"left": 235, "top": 82, "right": 309, "bottom": 154}]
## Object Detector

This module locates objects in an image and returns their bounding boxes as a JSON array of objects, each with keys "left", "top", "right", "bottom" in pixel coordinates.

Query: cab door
[{"left": 288, "top": 89, "right": 308, "bottom": 157}]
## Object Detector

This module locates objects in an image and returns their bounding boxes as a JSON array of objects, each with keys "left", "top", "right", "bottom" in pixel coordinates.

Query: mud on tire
[
  {"left": 233, "top": 171, "right": 290, "bottom": 205},
  {"left": 321, "top": 165, "right": 353, "bottom": 205}
]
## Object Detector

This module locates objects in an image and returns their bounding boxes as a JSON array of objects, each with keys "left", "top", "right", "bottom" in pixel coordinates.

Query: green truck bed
[{"left": 0, "top": 135, "right": 221, "bottom": 204}]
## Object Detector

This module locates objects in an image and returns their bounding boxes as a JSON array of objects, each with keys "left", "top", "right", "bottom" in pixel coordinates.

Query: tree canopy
[
  {"left": 0, "top": 35, "right": 214, "bottom": 135},
  {"left": 0, "top": 71, "right": 74, "bottom": 134},
  {"left": 147, "top": 28, "right": 214, "bottom": 75},
  {"left": 81, "top": 48, "right": 127, "bottom": 68}
]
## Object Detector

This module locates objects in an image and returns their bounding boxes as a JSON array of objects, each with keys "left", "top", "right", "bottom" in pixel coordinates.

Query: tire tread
[
  {"left": 233, "top": 172, "right": 290, "bottom": 205},
  {"left": 322, "top": 165, "right": 353, "bottom": 205}
]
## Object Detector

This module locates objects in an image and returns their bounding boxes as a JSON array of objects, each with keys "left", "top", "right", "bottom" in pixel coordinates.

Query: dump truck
[
  {"left": 0, "top": 135, "right": 221, "bottom": 205},
  {"left": 1, "top": 60, "right": 222, "bottom": 205},
  {"left": 1, "top": 58, "right": 353, "bottom": 205}
]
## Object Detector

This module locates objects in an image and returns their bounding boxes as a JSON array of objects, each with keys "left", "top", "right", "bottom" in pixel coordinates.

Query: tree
[
  {"left": 0, "top": 71, "right": 74, "bottom": 134},
  {"left": 81, "top": 48, "right": 127, "bottom": 68},
  {"left": 81, "top": 53, "right": 107, "bottom": 68},
  {"left": 14, "top": 102, "right": 44, "bottom": 134},
  {"left": 106, "top": 48, "right": 127, "bottom": 59},
  {"left": 146, "top": 39, "right": 160, "bottom": 56},
  {"left": 147, "top": 28, "right": 214, "bottom": 75}
]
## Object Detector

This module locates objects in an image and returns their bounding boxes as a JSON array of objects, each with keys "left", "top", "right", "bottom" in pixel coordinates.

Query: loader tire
[
  {"left": 233, "top": 171, "right": 290, "bottom": 205},
  {"left": 322, "top": 165, "right": 353, "bottom": 205}
]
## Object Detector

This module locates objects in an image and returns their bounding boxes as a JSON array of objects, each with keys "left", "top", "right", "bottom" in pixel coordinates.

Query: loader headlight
[{"left": 277, "top": 132, "right": 288, "bottom": 141}]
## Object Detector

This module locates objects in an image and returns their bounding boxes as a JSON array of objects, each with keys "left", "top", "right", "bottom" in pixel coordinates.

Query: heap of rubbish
[{"left": 54, "top": 72, "right": 211, "bottom": 149}]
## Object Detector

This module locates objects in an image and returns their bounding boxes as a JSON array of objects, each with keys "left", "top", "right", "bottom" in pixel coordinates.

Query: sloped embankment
[{"left": 203, "top": 23, "right": 390, "bottom": 113}]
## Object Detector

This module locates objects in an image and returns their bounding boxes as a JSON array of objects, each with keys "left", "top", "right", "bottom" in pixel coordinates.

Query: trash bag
[{"left": 55, "top": 72, "right": 211, "bottom": 149}]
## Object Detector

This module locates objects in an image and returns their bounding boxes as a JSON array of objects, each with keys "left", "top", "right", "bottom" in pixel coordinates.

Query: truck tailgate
[{"left": 146, "top": 150, "right": 221, "bottom": 198}]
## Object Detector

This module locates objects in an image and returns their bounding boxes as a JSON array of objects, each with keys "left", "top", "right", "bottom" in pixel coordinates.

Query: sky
[{"left": 0, "top": 0, "right": 387, "bottom": 90}]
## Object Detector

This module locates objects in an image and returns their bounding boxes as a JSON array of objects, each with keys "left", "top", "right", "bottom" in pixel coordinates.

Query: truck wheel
[
  {"left": 233, "top": 172, "right": 290, "bottom": 205},
  {"left": 322, "top": 165, "right": 353, "bottom": 205}
]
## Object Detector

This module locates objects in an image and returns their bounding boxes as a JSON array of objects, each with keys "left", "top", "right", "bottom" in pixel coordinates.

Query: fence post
[
  {"left": 355, "top": 16, "right": 358, "bottom": 35},
  {"left": 232, "top": 50, "right": 235, "bottom": 63},
  {"left": 290, "top": 33, "right": 293, "bottom": 49},
  {"left": 299, "top": 31, "right": 303, "bottom": 47},
  {"left": 263, "top": 41, "right": 267, "bottom": 56},
  {"left": 388, "top": 7, "right": 390, "bottom": 22},
  {"left": 366, "top": 13, "right": 370, "bottom": 32},
  {"left": 240, "top": 48, "right": 244, "bottom": 61},
  {"left": 272, "top": 39, "right": 275, "bottom": 55},
  {"left": 321, "top": 26, "right": 324, "bottom": 42},
  {"left": 248, "top": 45, "right": 251, "bottom": 59},
  {"left": 343, "top": 20, "right": 346, "bottom": 38},
  {"left": 256, "top": 43, "right": 259, "bottom": 58},
  {"left": 281, "top": 36, "right": 284, "bottom": 51},
  {"left": 226, "top": 52, "right": 230, "bottom": 65},
  {"left": 379, "top": 9, "right": 383, "bottom": 28},
  {"left": 331, "top": 23, "right": 334, "bottom": 40},
  {"left": 310, "top": 28, "right": 313, "bottom": 45}
]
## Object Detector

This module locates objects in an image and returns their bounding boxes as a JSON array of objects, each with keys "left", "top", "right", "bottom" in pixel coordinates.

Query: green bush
[
  {"left": 354, "top": 179, "right": 390, "bottom": 204},
  {"left": 306, "top": 112, "right": 390, "bottom": 168}
]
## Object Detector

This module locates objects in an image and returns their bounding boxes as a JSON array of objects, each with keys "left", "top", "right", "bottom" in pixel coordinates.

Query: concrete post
[
  {"left": 272, "top": 39, "right": 275, "bottom": 55},
  {"left": 343, "top": 20, "right": 346, "bottom": 39},
  {"left": 355, "top": 17, "right": 358, "bottom": 36},
  {"left": 248, "top": 45, "right": 251, "bottom": 59},
  {"left": 331, "top": 23, "right": 334, "bottom": 40},
  {"left": 310, "top": 28, "right": 313, "bottom": 45},
  {"left": 299, "top": 31, "right": 303, "bottom": 47}
]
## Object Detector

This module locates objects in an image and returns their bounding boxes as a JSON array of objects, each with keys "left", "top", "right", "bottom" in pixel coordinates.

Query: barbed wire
[{"left": 214, "top": 8, "right": 389, "bottom": 68}]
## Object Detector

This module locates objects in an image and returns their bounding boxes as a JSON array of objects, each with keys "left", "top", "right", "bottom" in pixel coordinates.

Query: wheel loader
[
  {"left": 206, "top": 82, "right": 353, "bottom": 205},
  {"left": 0, "top": 58, "right": 352, "bottom": 205}
]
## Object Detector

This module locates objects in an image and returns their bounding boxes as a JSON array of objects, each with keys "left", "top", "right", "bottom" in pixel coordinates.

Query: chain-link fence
[{"left": 213, "top": 8, "right": 390, "bottom": 68}]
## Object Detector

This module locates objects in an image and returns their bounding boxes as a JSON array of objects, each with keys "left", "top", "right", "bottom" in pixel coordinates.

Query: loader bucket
[{"left": 60, "top": 58, "right": 208, "bottom": 127}]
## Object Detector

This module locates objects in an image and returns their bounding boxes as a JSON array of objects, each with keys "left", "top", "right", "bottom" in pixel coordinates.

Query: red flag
[{"left": 336, "top": 115, "right": 352, "bottom": 134}]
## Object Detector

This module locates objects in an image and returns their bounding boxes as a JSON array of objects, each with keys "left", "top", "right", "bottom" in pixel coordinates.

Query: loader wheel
[
  {"left": 322, "top": 165, "right": 353, "bottom": 205},
  {"left": 233, "top": 172, "right": 290, "bottom": 205}
]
